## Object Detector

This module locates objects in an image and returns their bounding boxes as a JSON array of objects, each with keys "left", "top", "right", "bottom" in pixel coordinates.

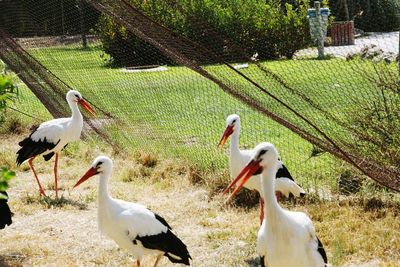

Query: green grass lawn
[{"left": 4, "top": 43, "right": 394, "bottom": 195}]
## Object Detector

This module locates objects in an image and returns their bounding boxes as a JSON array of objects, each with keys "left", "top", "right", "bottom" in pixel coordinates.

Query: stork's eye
[
  {"left": 74, "top": 94, "right": 80, "bottom": 98},
  {"left": 232, "top": 119, "right": 236, "bottom": 124},
  {"left": 259, "top": 149, "right": 267, "bottom": 157},
  {"left": 96, "top": 162, "right": 103, "bottom": 168}
]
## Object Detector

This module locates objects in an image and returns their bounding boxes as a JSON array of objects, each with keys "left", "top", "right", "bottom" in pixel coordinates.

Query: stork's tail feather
[
  {"left": 161, "top": 230, "right": 191, "bottom": 265},
  {"left": 163, "top": 230, "right": 191, "bottom": 265},
  {"left": 295, "top": 184, "right": 306, "bottom": 197},
  {"left": 43, "top": 152, "right": 55, "bottom": 161},
  {"left": 165, "top": 251, "right": 191, "bottom": 265},
  {"left": 137, "top": 230, "right": 191, "bottom": 265},
  {"left": 275, "top": 177, "right": 306, "bottom": 198}
]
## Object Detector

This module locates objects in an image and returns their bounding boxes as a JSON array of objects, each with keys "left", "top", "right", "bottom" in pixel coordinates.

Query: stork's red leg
[
  {"left": 153, "top": 254, "right": 163, "bottom": 267},
  {"left": 54, "top": 152, "right": 59, "bottom": 199},
  {"left": 259, "top": 197, "right": 264, "bottom": 225},
  {"left": 276, "top": 191, "right": 282, "bottom": 202},
  {"left": 28, "top": 157, "right": 46, "bottom": 197}
]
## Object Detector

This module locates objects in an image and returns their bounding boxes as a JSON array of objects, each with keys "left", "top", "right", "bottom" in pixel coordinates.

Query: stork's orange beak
[
  {"left": 218, "top": 125, "right": 234, "bottom": 148},
  {"left": 73, "top": 167, "right": 99, "bottom": 189},
  {"left": 223, "top": 159, "right": 262, "bottom": 202},
  {"left": 78, "top": 99, "right": 96, "bottom": 116}
]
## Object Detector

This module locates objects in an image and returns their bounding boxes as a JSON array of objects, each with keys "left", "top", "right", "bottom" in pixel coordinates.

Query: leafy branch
[
  {"left": 0, "top": 73, "right": 18, "bottom": 114},
  {"left": 0, "top": 166, "right": 15, "bottom": 199}
]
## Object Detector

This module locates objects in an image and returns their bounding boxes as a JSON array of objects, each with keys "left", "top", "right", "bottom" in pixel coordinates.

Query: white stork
[
  {"left": 225, "top": 142, "right": 327, "bottom": 267},
  {"left": 219, "top": 114, "right": 306, "bottom": 222},
  {"left": 16, "top": 90, "right": 95, "bottom": 198},
  {"left": 73, "top": 156, "right": 191, "bottom": 267},
  {"left": 0, "top": 191, "right": 13, "bottom": 229}
]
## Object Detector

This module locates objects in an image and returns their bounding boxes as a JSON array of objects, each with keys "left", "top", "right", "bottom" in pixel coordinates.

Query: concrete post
[{"left": 315, "top": 1, "right": 325, "bottom": 59}]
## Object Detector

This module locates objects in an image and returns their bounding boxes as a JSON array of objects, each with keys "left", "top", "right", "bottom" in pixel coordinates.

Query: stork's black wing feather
[
  {"left": 16, "top": 135, "right": 59, "bottom": 165},
  {"left": 317, "top": 236, "right": 328, "bottom": 265},
  {"left": 0, "top": 191, "right": 12, "bottom": 229},
  {"left": 43, "top": 144, "right": 68, "bottom": 161},
  {"left": 154, "top": 213, "right": 172, "bottom": 230},
  {"left": 276, "top": 163, "right": 294, "bottom": 181},
  {"left": 43, "top": 152, "right": 55, "bottom": 161},
  {"left": 135, "top": 229, "right": 191, "bottom": 265}
]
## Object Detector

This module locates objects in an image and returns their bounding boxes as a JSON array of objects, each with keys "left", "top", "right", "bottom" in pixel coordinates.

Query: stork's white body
[
  {"left": 77, "top": 157, "right": 191, "bottom": 266},
  {"left": 227, "top": 116, "right": 305, "bottom": 197},
  {"left": 16, "top": 90, "right": 95, "bottom": 198},
  {"left": 31, "top": 105, "right": 83, "bottom": 156},
  {"left": 97, "top": 184, "right": 167, "bottom": 261},
  {"left": 259, "top": 167, "right": 325, "bottom": 267}
]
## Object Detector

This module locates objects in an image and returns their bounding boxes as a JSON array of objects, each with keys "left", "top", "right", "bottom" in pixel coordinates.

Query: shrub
[
  {"left": 96, "top": 15, "right": 175, "bottom": 67},
  {"left": 0, "top": 72, "right": 18, "bottom": 123},
  {"left": 346, "top": 59, "right": 400, "bottom": 174},
  {"left": 97, "top": 0, "right": 314, "bottom": 67},
  {"left": 0, "top": 166, "right": 15, "bottom": 199}
]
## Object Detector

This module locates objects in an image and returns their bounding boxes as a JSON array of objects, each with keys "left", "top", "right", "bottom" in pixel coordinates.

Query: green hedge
[{"left": 97, "top": 0, "right": 313, "bottom": 67}]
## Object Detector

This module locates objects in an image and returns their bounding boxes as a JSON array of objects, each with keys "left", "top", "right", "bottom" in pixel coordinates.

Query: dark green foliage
[
  {"left": 96, "top": 15, "right": 175, "bottom": 67},
  {"left": 0, "top": 0, "right": 99, "bottom": 36},
  {"left": 329, "top": 0, "right": 400, "bottom": 32},
  {"left": 97, "top": 0, "right": 313, "bottom": 67},
  {"left": 0, "top": 74, "right": 18, "bottom": 122},
  {"left": 0, "top": 166, "right": 15, "bottom": 199}
]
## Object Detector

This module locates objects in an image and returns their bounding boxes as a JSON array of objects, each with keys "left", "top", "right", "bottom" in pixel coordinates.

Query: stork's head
[
  {"left": 252, "top": 142, "right": 279, "bottom": 168},
  {"left": 73, "top": 156, "right": 113, "bottom": 188},
  {"left": 66, "top": 90, "right": 96, "bottom": 116},
  {"left": 223, "top": 142, "right": 278, "bottom": 201},
  {"left": 218, "top": 114, "right": 240, "bottom": 148}
]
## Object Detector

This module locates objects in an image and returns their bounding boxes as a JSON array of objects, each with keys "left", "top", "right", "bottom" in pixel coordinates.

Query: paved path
[{"left": 296, "top": 31, "right": 399, "bottom": 58}]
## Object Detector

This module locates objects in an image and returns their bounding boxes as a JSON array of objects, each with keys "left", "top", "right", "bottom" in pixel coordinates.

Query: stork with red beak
[
  {"left": 16, "top": 90, "right": 96, "bottom": 198},
  {"left": 73, "top": 156, "right": 191, "bottom": 267},
  {"left": 219, "top": 114, "right": 306, "bottom": 223},
  {"left": 225, "top": 142, "right": 327, "bottom": 267}
]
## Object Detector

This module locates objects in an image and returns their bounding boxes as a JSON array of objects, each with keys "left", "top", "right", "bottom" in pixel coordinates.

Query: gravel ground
[{"left": 296, "top": 31, "right": 399, "bottom": 58}]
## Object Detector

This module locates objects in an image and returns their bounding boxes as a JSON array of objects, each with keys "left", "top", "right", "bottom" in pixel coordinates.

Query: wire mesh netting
[{"left": 0, "top": 0, "right": 399, "bottom": 196}]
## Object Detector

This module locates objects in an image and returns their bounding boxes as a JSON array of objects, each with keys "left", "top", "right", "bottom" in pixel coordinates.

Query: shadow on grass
[
  {"left": 0, "top": 252, "right": 26, "bottom": 267},
  {"left": 245, "top": 256, "right": 262, "bottom": 267},
  {"left": 21, "top": 195, "right": 88, "bottom": 210}
]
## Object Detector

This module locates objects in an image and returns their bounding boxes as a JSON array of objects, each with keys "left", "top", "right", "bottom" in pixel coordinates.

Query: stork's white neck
[
  {"left": 98, "top": 170, "right": 112, "bottom": 204},
  {"left": 68, "top": 99, "right": 83, "bottom": 121},
  {"left": 261, "top": 161, "right": 283, "bottom": 220},
  {"left": 230, "top": 125, "right": 240, "bottom": 153}
]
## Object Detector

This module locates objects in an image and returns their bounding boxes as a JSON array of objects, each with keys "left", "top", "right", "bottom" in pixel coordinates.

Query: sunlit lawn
[{"left": 5, "top": 43, "right": 387, "bottom": 193}]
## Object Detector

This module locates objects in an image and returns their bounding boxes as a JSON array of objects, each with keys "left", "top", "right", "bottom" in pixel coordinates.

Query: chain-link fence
[{"left": 0, "top": 0, "right": 399, "bottom": 197}]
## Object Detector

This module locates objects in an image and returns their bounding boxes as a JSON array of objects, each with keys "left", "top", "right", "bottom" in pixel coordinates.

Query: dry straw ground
[{"left": 0, "top": 131, "right": 399, "bottom": 267}]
